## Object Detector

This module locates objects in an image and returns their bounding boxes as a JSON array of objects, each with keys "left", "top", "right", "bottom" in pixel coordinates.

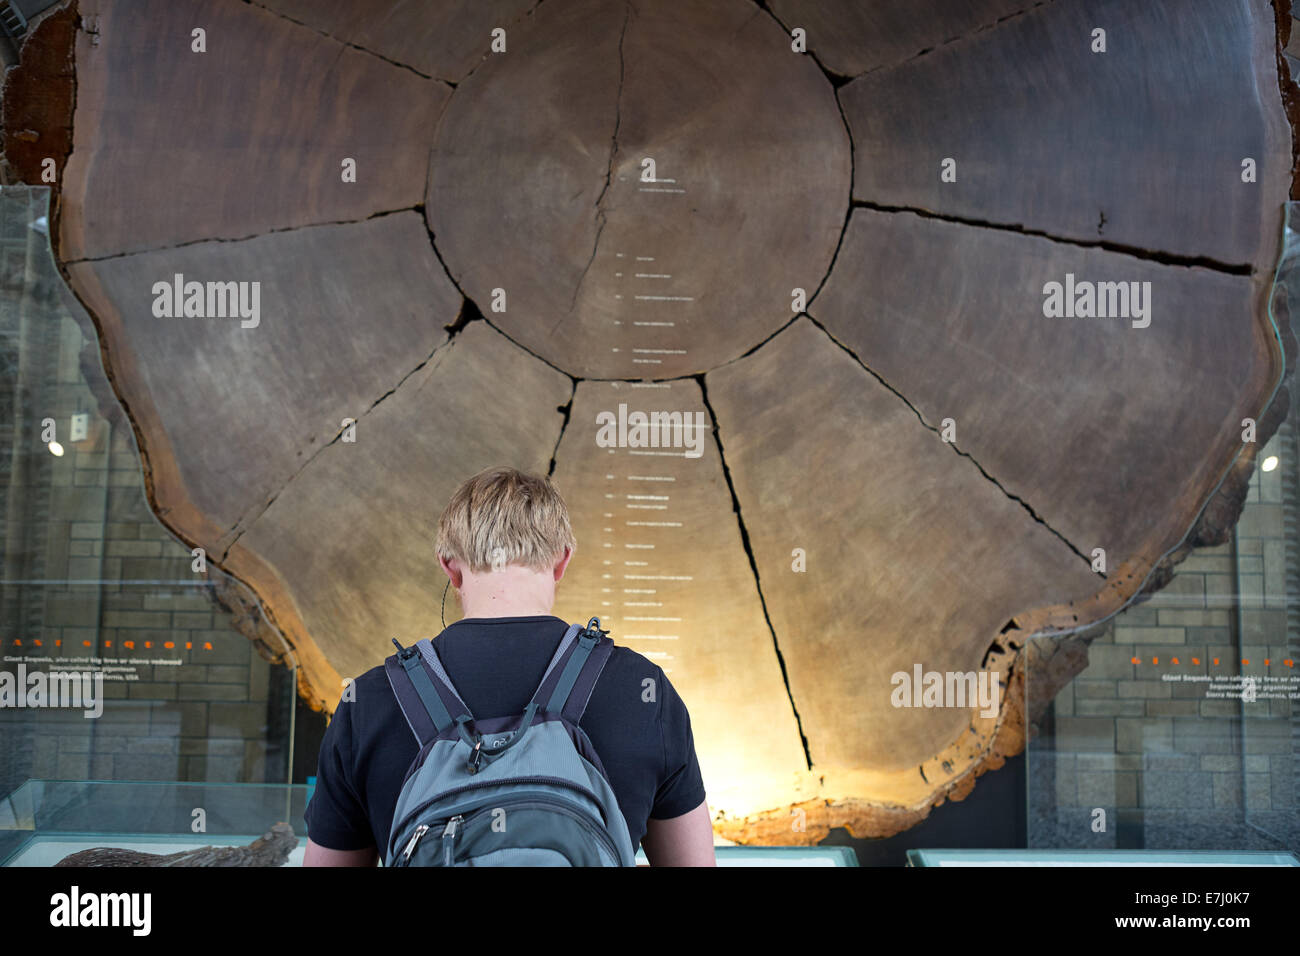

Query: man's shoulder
[
  {"left": 340, "top": 661, "right": 402, "bottom": 721},
  {"left": 357, "top": 660, "right": 390, "bottom": 680},
  {"left": 605, "top": 642, "right": 664, "bottom": 679},
  {"left": 354, "top": 661, "right": 393, "bottom": 690},
  {"left": 596, "top": 642, "right": 689, "bottom": 719}
]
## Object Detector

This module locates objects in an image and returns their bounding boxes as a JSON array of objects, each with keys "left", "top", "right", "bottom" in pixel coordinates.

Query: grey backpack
[{"left": 383, "top": 617, "right": 637, "bottom": 866}]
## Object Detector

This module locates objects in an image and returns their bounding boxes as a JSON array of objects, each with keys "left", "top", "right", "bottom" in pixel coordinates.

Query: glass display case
[
  {"left": 0, "top": 779, "right": 857, "bottom": 866},
  {"left": 0, "top": 186, "right": 299, "bottom": 803},
  {"left": 0, "top": 779, "right": 311, "bottom": 867}
]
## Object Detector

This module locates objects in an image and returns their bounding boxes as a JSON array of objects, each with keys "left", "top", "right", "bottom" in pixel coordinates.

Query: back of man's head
[{"left": 435, "top": 466, "right": 576, "bottom": 573}]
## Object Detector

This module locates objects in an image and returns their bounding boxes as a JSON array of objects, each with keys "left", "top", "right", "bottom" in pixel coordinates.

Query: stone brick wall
[
  {"left": 0, "top": 306, "right": 292, "bottom": 798},
  {"left": 1034, "top": 423, "right": 1298, "bottom": 850}
]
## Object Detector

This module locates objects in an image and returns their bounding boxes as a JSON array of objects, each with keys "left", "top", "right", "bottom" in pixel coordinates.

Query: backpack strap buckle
[
  {"left": 385, "top": 637, "right": 475, "bottom": 747},
  {"left": 524, "top": 617, "right": 614, "bottom": 723}
]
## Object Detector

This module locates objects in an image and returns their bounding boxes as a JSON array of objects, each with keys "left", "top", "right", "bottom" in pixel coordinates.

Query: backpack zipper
[
  {"left": 392, "top": 774, "right": 603, "bottom": 847},
  {"left": 396, "top": 796, "right": 622, "bottom": 865},
  {"left": 441, "top": 815, "right": 463, "bottom": 866},
  {"left": 400, "top": 824, "right": 429, "bottom": 863},
  {"left": 400, "top": 814, "right": 466, "bottom": 865}
]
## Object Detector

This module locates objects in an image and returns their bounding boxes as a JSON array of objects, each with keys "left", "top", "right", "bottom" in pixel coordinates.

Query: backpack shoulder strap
[
  {"left": 385, "top": 638, "right": 473, "bottom": 747},
  {"left": 529, "top": 620, "right": 614, "bottom": 723}
]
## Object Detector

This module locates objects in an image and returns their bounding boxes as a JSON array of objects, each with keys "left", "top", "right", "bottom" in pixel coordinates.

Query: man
[{"left": 303, "top": 465, "right": 716, "bottom": 866}]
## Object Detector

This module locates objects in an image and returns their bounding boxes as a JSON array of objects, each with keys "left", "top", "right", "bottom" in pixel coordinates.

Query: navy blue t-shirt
[{"left": 304, "top": 615, "right": 706, "bottom": 855}]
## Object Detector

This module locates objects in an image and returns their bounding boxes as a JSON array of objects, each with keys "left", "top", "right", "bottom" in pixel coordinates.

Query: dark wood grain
[
  {"left": 812, "top": 208, "right": 1279, "bottom": 580},
  {"left": 66, "top": 213, "right": 459, "bottom": 539},
  {"left": 60, "top": 0, "right": 448, "bottom": 261},
  {"left": 769, "top": 0, "right": 1034, "bottom": 77},
  {"left": 425, "top": 0, "right": 850, "bottom": 378},
  {"left": 257, "top": 0, "right": 538, "bottom": 82},
  {"left": 839, "top": 0, "right": 1290, "bottom": 268}
]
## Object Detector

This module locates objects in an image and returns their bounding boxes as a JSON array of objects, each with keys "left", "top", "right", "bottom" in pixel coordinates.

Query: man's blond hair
[{"left": 435, "top": 466, "right": 576, "bottom": 574}]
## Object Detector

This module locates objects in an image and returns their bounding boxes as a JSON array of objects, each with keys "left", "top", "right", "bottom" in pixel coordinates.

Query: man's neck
[{"left": 457, "top": 566, "right": 556, "bottom": 619}]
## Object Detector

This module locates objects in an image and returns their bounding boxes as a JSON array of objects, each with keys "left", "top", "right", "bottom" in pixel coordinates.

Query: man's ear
[
  {"left": 553, "top": 545, "right": 574, "bottom": 582},
  {"left": 438, "top": 554, "right": 464, "bottom": 589}
]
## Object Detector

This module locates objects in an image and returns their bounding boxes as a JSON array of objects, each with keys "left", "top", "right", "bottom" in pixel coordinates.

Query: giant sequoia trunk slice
[{"left": 43, "top": 0, "right": 1297, "bottom": 841}]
